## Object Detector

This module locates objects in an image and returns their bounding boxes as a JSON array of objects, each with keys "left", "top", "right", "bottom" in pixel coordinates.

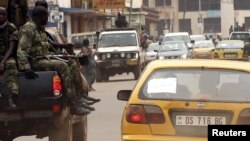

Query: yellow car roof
[{"left": 147, "top": 59, "right": 250, "bottom": 72}]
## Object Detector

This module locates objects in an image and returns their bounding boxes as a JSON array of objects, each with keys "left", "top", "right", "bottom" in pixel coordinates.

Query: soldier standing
[
  {"left": 17, "top": 6, "right": 91, "bottom": 115},
  {"left": 0, "top": 7, "right": 19, "bottom": 108}
]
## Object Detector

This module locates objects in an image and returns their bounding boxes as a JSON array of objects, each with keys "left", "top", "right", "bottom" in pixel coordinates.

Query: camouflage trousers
[
  {"left": 32, "top": 59, "right": 84, "bottom": 101},
  {"left": 4, "top": 58, "right": 19, "bottom": 95}
]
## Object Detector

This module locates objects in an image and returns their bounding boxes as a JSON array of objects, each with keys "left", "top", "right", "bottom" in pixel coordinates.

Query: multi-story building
[{"left": 143, "top": 0, "right": 250, "bottom": 38}]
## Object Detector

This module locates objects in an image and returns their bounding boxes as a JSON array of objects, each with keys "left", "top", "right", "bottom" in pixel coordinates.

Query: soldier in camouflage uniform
[
  {"left": 0, "top": 7, "right": 19, "bottom": 108},
  {"left": 17, "top": 6, "right": 91, "bottom": 115}
]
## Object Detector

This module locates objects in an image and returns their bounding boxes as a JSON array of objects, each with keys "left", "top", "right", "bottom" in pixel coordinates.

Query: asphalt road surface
[{"left": 14, "top": 73, "right": 136, "bottom": 141}]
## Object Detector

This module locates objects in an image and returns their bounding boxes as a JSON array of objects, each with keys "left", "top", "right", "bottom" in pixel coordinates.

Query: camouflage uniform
[
  {"left": 17, "top": 21, "right": 83, "bottom": 101},
  {"left": 0, "top": 21, "right": 19, "bottom": 95}
]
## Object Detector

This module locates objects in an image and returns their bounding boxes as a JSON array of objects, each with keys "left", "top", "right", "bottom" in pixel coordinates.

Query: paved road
[{"left": 14, "top": 73, "right": 136, "bottom": 141}]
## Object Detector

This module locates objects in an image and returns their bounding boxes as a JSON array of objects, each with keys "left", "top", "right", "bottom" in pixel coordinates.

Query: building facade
[{"left": 142, "top": 0, "right": 250, "bottom": 38}]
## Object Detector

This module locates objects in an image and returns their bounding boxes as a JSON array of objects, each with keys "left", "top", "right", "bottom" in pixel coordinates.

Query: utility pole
[
  {"left": 198, "top": 0, "right": 202, "bottom": 34},
  {"left": 129, "top": 0, "right": 133, "bottom": 27}
]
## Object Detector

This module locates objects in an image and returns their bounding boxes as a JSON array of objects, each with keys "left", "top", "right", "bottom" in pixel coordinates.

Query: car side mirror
[
  {"left": 117, "top": 90, "right": 132, "bottom": 101},
  {"left": 191, "top": 40, "right": 195, "bottom": 44}
]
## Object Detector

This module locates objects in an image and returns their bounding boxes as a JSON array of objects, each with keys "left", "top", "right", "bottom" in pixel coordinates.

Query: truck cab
[{"left": 94, "top": 28, "right": 144, "bottom": 81}]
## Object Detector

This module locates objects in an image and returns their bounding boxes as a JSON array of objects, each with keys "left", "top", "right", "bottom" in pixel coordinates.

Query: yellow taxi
[
  {"left": 192, "top": 40, "right": 215, "bottom": 59},
  {"left": 213, "top": 40, "right": 245, "bottom": 60},
  {"left": 117, "top": 59, "right": 250, "bottom": 141}
]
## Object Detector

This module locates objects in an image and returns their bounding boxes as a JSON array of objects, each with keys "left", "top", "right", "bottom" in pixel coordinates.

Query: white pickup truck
[{"left": 94, "top": 28, "right": 144, "bottom": 81}]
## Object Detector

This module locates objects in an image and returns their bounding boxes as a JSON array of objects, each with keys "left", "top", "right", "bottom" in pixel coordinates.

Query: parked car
[
  {"left": 157, "top": 41, "right": 189, "bottom": 59},
  {"left": 163, "top": 32, "right": 193, "bottom": 48},
  {"left": 213, "top": 40, "right": 245, "bottom": 60},
  {"left": 145, "top": 43, "right": 160, "bottom": 64},
  {"left": 118, "top": 59, "right": 250, "bottom": 141},
  {"left": 229, "top": 31, "right": 250, "bottom": 43},
  {"left": 192, "top": 40, "right": 215, "bottom": 59}
]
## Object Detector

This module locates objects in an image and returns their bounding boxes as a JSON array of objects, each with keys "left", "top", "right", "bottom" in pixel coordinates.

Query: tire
[
  {"left": 0, "top": 136, "right": 13, "bottom": 141},
  {"left": 73, "top": 115, "right": 87, "bottom": 141},
  {"left": 49, "top": 114, "right": 73, "bottom": 141},
  {"left": 133, "top": 65, "right": 141, "bottom": 80}
]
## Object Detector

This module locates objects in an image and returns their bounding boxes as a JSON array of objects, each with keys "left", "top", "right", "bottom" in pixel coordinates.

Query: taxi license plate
[
  {"left": 176, "top": 115, "right": 226, "bottom": 126},
  {"left": 112, "top": 60, "right": 120, "bottom": 67}
]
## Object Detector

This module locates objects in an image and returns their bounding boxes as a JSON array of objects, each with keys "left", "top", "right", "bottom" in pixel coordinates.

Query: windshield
[
  {"left": 99, "top": 33, "right": 138, "bottom": 47},
  {"left": 147, "top": 43, "right": 160, "bottom": 51},
  {"left": 230, "top": 33, "right": 250, "bottom": 41},
  {"left": 217, "top": 42, "right": 244, "bottom": 49},
  {"left": 194, "top": 41, "right": 214, "bottom": 48},
  {"left": 163, "top": 35, "right": 190, "bottom": 42},
  {"left": 140, "top": 69, "right": 250, "bottom": 102},
  {"left": 160, "top": 42, "right": 188, "bottom": 51}
]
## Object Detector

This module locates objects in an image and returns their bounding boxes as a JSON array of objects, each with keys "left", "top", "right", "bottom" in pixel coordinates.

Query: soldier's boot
[
  {"left": 80, "top": 102, "right": 95, "bottom": 111},
  {"left": 70, "top": 102, "right": 90, "bottom": 116},
  {"left": 78, "top": 97, "right": 95, "bottom": 105},
  {"left": 85, "top": 96, "right": 101, "bottom": 103},
  {"left": 8, "top": 93, "right": 17, "bottom": 108}
]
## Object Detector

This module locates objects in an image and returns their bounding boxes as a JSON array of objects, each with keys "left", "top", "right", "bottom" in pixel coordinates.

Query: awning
[{"left": 59, "top": 7, "right": 93, "bottom": 15}]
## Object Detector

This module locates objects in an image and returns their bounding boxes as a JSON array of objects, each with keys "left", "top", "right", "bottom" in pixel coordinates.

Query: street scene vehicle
[
  {"left": 163, "top": 32, "right": 193, "bottom": 48},
  {"left": 213, "top": 40, "right": 245, "bottom": 60},
  {"left": 0, "top": 27, "right": 88, "bottom": 141},
  {"left": 192, "top": 40, "right": 215, "bottom": 59},
  {"left": 94, "top": 28, "right": 144, "bottom": 81},
  {"left": 229, "top": 31, "right": 250, "bottom": 43},
  {"left": 145, "top": 43, "right": 160, "bottom": 64},
  {"left": 68, "top": 32, "right": 97, "bottom": 54},
  {"left": 118, "top": 59, "right": 250, "bottom": 141},
  {"left": 156, "top": 41, "right": 189, "bottom": 59}
]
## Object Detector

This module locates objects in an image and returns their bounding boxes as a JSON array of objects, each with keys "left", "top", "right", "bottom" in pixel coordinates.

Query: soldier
[
  {"left": 0, "top": 7, "right": 19, "bottom": 108},
  {"left": 17, "top": 6, "right": 91, "bottom": 115},
  {"left": 7, "top": 0, "right": 29, "bottom": 28},
  {"left": 34, "top": 0, "right": 100, "bottom": 104}
]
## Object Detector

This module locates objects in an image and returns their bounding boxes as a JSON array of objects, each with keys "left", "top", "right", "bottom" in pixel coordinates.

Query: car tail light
[
  {"left": 213, "top": 53, "right": 219, "bottom": 58},
  {"left": 237, "top": 109, "right": 250, "bottom": 124},
  {"left": 126, "top": 105, "right": 165, "bottom": 124},
  {"left": 53, "top": 75, "right": 62, "bottom": 97},
  {"left": 53, "top": 104, "right": 61, "bottom": 113}
]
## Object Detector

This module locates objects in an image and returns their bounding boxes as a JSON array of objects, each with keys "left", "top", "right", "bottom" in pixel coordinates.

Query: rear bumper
[{"left": 122, "top": 135, "right": 206, "bottom": 141}]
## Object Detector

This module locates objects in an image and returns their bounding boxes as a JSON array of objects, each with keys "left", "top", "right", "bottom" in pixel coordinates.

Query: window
[
  {"left": 245, "top": 17, "right": 250, "bottom": 31},
  {"left": 139, "top": 69, "right": 250, "bottom": 102},
  {"left": 179, "top": 19, "right": 191, "bottom": 33},
  {"left": 179, "top": 0, "right": 199, "bottom": 12},
  {"left": 155, "top": 0, "right": 172, "bottom": 6},
  {"left": 234, "top": 0, "right": 250, "bottom": 10},
  {"left": 157, "top": 19, "right": 171, "bottom": 35},
  {"left": 201, "top": 0, "right": 220, "bottom": 10},
  {"left": 204, "top": 18, "right": 221, "bottom": 33},
  {"left": 143, "top": 0, "right": 149, "bottom": 7}
]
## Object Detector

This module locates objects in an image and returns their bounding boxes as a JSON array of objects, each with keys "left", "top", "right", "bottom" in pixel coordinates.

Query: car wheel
[
  {"left": 49, "top": 114, "right": 73, "bottom": 141},
  {"left": 73, "top": 115, "right": 87, "bottom": 141}
]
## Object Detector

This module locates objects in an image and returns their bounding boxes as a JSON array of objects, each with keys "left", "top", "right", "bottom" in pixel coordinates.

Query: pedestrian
[
  {"left": 79, "top": 39, "right": 96, "bottom": 91},
  {"left": 0, "top": 7, "right": 19, "bottom": 108},
  {"left": 17, "top": 6, "right": 92, "bottom": 115}
]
